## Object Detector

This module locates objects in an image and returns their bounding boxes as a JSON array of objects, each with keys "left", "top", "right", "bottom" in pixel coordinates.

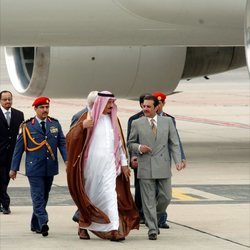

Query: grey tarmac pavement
[{"left": 0, "top": 47, "right": 249, "bottom": 249}]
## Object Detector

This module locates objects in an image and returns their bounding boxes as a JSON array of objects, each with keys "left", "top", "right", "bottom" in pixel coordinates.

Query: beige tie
[{"left": 150, "top": 118, "right": 157, "bottom": 137}]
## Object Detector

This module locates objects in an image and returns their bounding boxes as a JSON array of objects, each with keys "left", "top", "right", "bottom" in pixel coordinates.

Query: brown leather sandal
[{"left": 78, "top": 228, "right": 90, "bottom": 240}]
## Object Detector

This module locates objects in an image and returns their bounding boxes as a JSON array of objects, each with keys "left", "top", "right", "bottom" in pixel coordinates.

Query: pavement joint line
[
  {"left": 169, "top": 220, "right": 250, "bottom": 249},
  {"left": 174, "top": 115, "right": 250, "bottom": 129}
]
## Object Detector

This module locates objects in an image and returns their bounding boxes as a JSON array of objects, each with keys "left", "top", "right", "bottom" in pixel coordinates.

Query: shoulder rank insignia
[{"left": 23, "top": 117, "right": 34, "bottom": 124}]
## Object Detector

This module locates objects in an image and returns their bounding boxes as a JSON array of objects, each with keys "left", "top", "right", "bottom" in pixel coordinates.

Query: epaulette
[
  {"left": 165, "top": 113, "right": 175, "bottom": 119},
  {"left": 48, "top": 116, "right": 58, "bottom": 122},
  {"left": 19, "top": 117, "right": 34, "bottom": 132},
  {"left": 129, "top": 111, "right": 144, "bottom": 121},
  {"left": 22, "top": 117, "right": 35, "bottom": 124}
]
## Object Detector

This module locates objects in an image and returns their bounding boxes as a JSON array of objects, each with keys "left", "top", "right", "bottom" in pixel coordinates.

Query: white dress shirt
[{"left": 1, "top": 106, "right": 11, "bottom": 120}]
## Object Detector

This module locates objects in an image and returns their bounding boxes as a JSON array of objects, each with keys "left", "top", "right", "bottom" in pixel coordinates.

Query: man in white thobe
[
  {"left": 66, "top": 91, "right": 139, "bottom": 241},
  {"left": 84, "top": 107, "right": 127, "bottom": 232}
]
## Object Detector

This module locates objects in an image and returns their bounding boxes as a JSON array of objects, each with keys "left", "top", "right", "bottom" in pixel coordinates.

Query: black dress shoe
[
  {"left": 2, "top": 207, "right": 11, "bottom": 214},
  {"left": 0, "top": 206, "right": 3, "bottom": 212},
  {"left": 41, "top": 224, "right": 49, "bottom": 237},
  {"left": 31, "top": 227, "right": 41, "bottom": 233},
  {"left": 158, "top": 222, "right": 170, "bottom": 229},
  {"left": 139, "top": 218, "right": 145, "bottom": 224},
  {"left": 72, "top": 214, "right": 79, "bottom": 223},
  {"left": 148, "top": 233, "right": 157, "bottom": 240}
]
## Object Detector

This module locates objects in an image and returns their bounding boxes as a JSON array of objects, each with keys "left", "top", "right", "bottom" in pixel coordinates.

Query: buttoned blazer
[
  {"left": 0, "top": 108, "right": 24, "bottom": 166},
  {"left": 127, "top": 111, "right": 185, "bottom": 160},
  {"left": 127, "top": 116, "right": 181, "bottom": 179},
  {"left": 11, "top": 117, "right": 67, "bottom": 176}
]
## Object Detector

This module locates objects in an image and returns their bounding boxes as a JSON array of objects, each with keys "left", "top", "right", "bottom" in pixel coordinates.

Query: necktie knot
[
  {"left": 41, "top": 121, "right": 46, "bottom": 133},
  {"left": 6, "top": 111, "right": 11, "bottom": 126},
  {"left": 150, "top": 118, "right": 157, "bottom": 136}
]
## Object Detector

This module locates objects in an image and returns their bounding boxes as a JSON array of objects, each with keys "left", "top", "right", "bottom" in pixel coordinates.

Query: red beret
[
  {"left": 32, "top": 96, "right": 50, "bottom": 107},
  {"left": 152, "top": 92, "right": 167, "bottom": 102}
]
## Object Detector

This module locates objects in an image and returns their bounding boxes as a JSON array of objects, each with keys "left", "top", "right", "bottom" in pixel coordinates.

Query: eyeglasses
[{"left": 1, "top": 98, "right": 12, "bottom": 101}]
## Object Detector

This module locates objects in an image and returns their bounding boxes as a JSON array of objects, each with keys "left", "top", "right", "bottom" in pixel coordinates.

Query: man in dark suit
[
  {"left": 0, "top": 90, "right": 24, "bottom": 214},
  {"left": 127, "top": 95, "right": 183, "bottom": 240},
  {"left": 9, "top": 96, "right": 67, "bottom": 237}
]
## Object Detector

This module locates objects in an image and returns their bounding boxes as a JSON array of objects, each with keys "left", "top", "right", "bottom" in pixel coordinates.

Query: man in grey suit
[{"left": 127, "top": 95, "right": 183, "bottom": 240}]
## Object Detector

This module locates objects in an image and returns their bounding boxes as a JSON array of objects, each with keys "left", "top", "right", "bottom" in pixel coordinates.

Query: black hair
[
  {"left": 139, "top": 93, "right": 151, "bottom": 105},
  {"left": 0, "top": 90, "right": 12, "bottom": 99},
  {"left": 143, "top": 95, "right": 159, "bottom": 107}
]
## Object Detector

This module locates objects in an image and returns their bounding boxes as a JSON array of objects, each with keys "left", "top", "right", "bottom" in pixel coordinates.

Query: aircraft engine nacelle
[
  {"left": 181, "top": 47, "right": 246, "bottom": 79},
  {"left": 4, "top": 45, "right": 247, "bottom": 99},
  {"left": 4, "top": 46, "right": 187, "bottom": 98}
]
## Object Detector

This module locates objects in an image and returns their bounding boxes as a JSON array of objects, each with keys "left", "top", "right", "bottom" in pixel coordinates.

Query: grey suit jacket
[{"left": 127, "top": 116, "right": 181, "bottom": 179}]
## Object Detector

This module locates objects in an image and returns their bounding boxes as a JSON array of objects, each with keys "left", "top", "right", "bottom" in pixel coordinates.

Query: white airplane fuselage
[
  {"left": 0, "top": 0, "right": 249, "bottom": 98},
  {"left": 0, "top": 0, "right": 246, "bottom": 46}
]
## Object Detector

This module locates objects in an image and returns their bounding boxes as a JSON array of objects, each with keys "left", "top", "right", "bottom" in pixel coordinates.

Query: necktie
[
  {"left": 6, "top": 111, "right": 11, "bottom": 126},
  {"left": 41, "top": 121, "right": 46, "bottom": 133},
  {"left": 150, "top": 118, "right": 157, "bottom": 137}
]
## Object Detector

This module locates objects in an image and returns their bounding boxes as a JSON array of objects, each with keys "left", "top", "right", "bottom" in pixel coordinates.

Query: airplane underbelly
[{"left": 0, "top": 0, "right": 246, "bottom": 46}]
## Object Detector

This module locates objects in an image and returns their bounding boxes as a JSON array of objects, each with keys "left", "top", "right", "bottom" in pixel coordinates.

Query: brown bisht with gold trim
[{"left": 66, "top": 112, "right": 139, "bottom": 239}]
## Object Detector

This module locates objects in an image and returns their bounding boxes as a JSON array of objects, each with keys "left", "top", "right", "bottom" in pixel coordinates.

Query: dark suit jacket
[
  {"left": 0, "top": 108, "right": 24, "bottom": 167},
  {"left": 127, "top": 111, "right": 144, "bottom": 161},
  {"left": 127, "top": 110, "right": 144, "bottom": 141},
  {"left": 70, "top": 107, "right": 88, "bottom": 127}
]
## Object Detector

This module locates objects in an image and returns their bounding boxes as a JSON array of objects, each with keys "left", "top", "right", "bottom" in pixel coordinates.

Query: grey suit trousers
[{"left": 139, "top": 178, "right": 172, "bottom": 235}]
